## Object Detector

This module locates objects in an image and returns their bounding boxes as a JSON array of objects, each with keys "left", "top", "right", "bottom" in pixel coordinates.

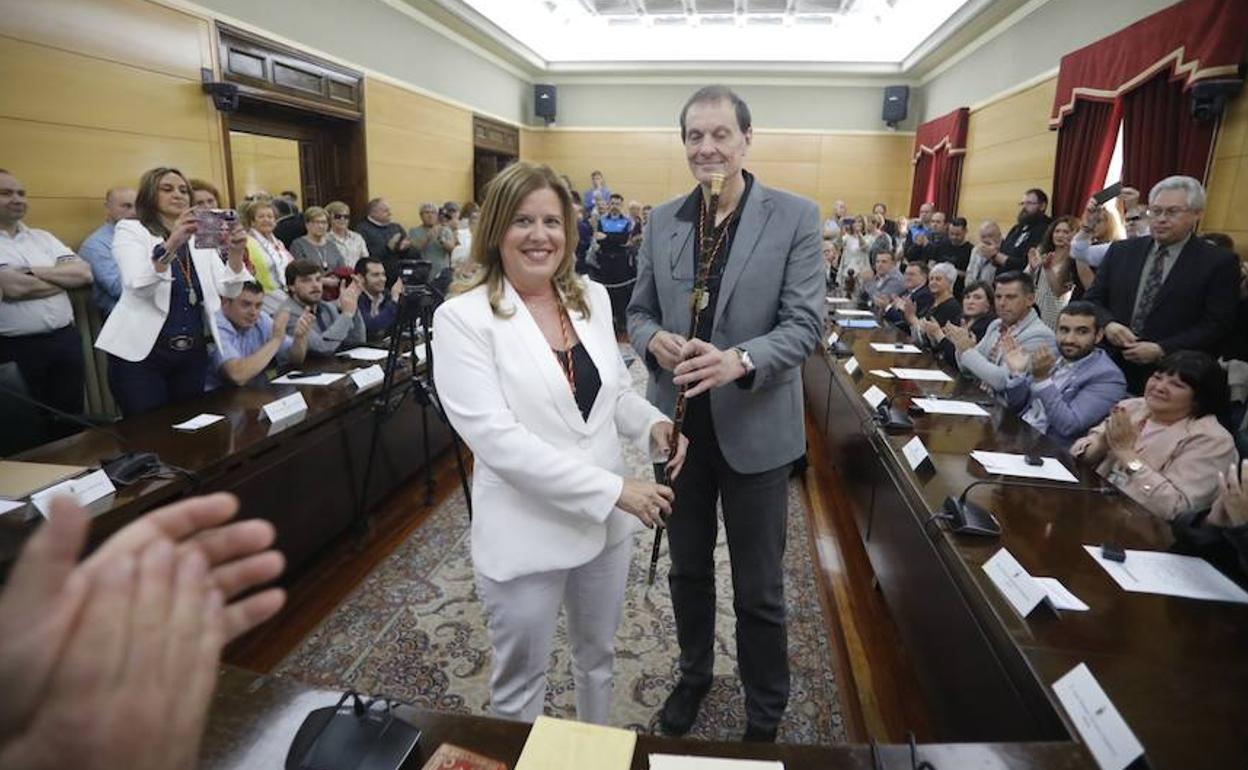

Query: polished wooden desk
[
  {"left": 802, "top": 309, "right": 1248, "bottom": 769},
  {"left": 205, "top": 665, "right": 1087, "bottom": 769},
  {"left": 2, "top": 350, "right": 451, "bottom": 577}
]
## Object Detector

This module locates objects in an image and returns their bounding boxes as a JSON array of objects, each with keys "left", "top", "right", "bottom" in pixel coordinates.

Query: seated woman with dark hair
[
  {"left": 918, "top": 279, "right": 995, "bottom": 369},
  {"left": 1071, "top": 350, "right": 1237, "bottom": 520}
]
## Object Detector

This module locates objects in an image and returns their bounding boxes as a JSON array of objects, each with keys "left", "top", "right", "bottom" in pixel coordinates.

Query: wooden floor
[{"left": 225, "top": 416, "right": 930, "bottom": 743}]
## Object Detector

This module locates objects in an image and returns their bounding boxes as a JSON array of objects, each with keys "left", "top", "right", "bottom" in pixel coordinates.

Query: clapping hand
[
  {"left": 918, "top": 316, "right": 943, "bottom": 341},
  {"left": 390, "top": 278, "right": 404, "bottom": 303},
  {"left": 1105, "top": 405, "right": 1140, "bottom": 464},
  {"left": 1004, "top": 346, "right": 1031, "bottom": 375},
  {"left": 1209, "top": 460, "right": 1248, "bottom": 527},
  {"left": 944, "top": 322, "right": 976, "bottom": 353},
  {"left": 1030, "top": 345, "right": 1056, "bottom": 380},
  {"left": 271, "top": 309, "right": 291, "bottom": 342},
  {"left": 1027, "top": 246, "right": 1043, "bottom": 271},
  {"left": 338, "top": 279, "right": 360, "bottom": 316},
  {"left": 293, "top": 309, "right": 314, "bottom": 339}
]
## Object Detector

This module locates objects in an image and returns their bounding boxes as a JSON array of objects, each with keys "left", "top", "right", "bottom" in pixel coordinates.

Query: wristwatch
[
  {"left": 734, "top": 347, "right": 755, "bottom": 374},
  {"left": 151, "top": 243, "right": 168, "bottom": 263},
  {"left": 1124, "top": 458, "right": 1145, "bottom": 475}
]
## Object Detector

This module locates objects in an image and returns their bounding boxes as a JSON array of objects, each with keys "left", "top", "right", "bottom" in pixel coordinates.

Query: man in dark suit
[
  {"left": 628, "top": 86, "right": 823, "bottom": 743},
  {"left": 1084, "top": 175, "right": 1239, "bottom": 393}
]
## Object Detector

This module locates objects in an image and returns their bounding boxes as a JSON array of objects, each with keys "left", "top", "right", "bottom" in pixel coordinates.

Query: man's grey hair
[
  {"left": 930, "top": 262, "right": 958, "bottom": 285},
  {"left": 979, "top": 220, "right": 1002, "bottom": 236},
  {"left": 1149, "top": 175, "right": 1206, "bottom": 211}
]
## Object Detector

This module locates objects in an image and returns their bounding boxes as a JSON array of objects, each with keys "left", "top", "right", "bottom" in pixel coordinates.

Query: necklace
[
  {"left": 524, "top": 293, "right": 576, "bottom": 396},
  {"left": 692, "top": 200, "right": 737, "bottom": 314},
  {"left": 175, "top": 250, "right": 198, "bottom": 306}
]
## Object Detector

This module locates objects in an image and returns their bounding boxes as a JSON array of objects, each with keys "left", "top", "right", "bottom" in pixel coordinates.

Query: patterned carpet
[{"left": 275, "top": 348, "right": 845, "bottom": 744}]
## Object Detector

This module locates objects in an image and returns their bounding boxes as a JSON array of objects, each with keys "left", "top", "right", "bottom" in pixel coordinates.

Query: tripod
[{"left": 355, "top": 280, "right": 472, "bottom": 537}]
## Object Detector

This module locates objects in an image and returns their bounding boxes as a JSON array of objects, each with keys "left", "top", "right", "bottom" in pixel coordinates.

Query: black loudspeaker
[
  {"left": 882, "top": 85, "right": 909, "bottom": 127},
  {"left": 535, "top": 84, "right": 557, "bottom": 123},
  {"left": 1190, "top": 78, "right": 1243, "bottom": 122}
]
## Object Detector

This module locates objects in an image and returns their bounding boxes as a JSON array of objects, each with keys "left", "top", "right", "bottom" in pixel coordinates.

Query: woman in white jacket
[
  {"left": 432, "top": 162, "right": 688, "bottom": 725},
  {"left": 96, "top": 167, "right": 250, "bottom": 416}
]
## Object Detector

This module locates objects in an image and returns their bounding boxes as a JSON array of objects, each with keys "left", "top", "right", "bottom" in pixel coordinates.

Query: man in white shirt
[{"left": 0, "top": 170, "right": 93, "bottom": 424}]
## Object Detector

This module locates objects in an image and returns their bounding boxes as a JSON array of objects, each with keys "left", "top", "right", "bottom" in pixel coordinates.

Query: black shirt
[
  {"left": 553, "top": 342, "right": 600, "bottom": 421},
  {"left": 1000, "top": 215, "right": 1052, "bottom": 273},
  {"left": 672, "top": 171, "right": 755, "bottom": 443}
]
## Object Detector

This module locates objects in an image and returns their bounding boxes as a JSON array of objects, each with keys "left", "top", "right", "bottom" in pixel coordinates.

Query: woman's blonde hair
[
  {"left": 451, "top": 162, "right": 588, "bottom": 318},
  {"left": 241, "top": 199, "right": 275, "bottom": 230}
]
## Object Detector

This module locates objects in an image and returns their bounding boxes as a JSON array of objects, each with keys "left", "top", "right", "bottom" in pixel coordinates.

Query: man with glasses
[
  {"left": 1085, "top": 175, "right": 1239, "bottom": 393},
  {"left": 999, "top": 188, "right": 1052, "bottom": 273}
]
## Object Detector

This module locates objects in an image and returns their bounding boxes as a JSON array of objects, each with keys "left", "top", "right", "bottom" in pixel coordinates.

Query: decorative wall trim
[
  {"left": 968, "top": 67, "right": 1060, "bottom": 113},
  {"left": 525, "top": 125, "right": 916, "bottom": 137}
]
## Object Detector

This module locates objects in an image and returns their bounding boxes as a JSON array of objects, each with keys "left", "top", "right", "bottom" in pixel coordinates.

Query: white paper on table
[
  {"left": 337, "top": 347, "right": 389, "bottom": 362},
  {"left": 649, "top": 756, "right": 784, "bottom": 770},
  {"left": 869, "top": 342, "right": 922, "bottom": 354},
  {"left": 1052, "top": 663, "right": 1144, "bottom": 770},
  {"left": 1082, "top": 545, "right": 1248, "bottom": 604},
  {"left": 271, "top": 372, "right": 346, "bottom": 386},
  {"left": 982, "top": 548, "right": 1050, "bottom": 618},
  {"left": 901, "top": 436, "right": 930, "bottom": 471},
  {"left": 862, "top": 385, "right": 887, "bottom": 409},
  {"left": 31, "top": 470, "right": 115, "bottom": 517},
  {"left": 912, "top": 398, "right": 990, "bottom": 417},
  {"left": 843, "top": 356, "right": 859, "bottom": 375},
  {"left": 839, "top": 319, "right": 880, "bottom": 329},
  {"left": 1034, "top": 577, "right": 1090, "bottom": 611},
  {"left": 868, "top": 369, "right": 895, "bottom": 378},
  {"left": 889, "top": 367, "right": 954, "bottom": 382},
  {"left": 0, "top": 499, "right": 26, "bottom": 517},
  {"left": 826, "top": 332, "right": 840, "bottom": 346},
  {"left": 825, "top": 296, "right": 853, "bottom": 304},
  {"left": 172, "top": 413, "right": 225, "bottom": 431},
  {"left": 834, "top": 308, "right": 874, "bottom": 317},
  {"left": 970, "top": 451, "right": 1078, "bottom": 482}
]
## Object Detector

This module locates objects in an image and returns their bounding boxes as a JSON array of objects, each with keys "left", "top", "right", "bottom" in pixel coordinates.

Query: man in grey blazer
[{"left": 627, "top": 86, "right": 823, "bottom": 742}]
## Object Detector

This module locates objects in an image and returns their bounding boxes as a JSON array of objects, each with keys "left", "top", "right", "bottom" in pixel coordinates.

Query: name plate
[
  {"left": 982, "top": 548, "right": 1049, "bottom": 618},
  {"left": 1053, "top": 663, "right": 1144, "bottom": 770},
  {"left": 862, "top": 385, "right": 887, "bottom": 410},
  {"left": 827, "top": 332, "right": 840, "bottom": 346},
  {"left": 261, "top": 392, "right": 308, "bottom": 423},
  {"left": 843, "top": 356, "right": 859, "bottom": 375},
  {"left": 901, "top": 436, "right": 931, "bottom": 471},
  {"left": 350, "top": 364, "right": 385, "bottom": 390},
  {"left": 32, "top": 469, "right": 116, "bottom": 517}
]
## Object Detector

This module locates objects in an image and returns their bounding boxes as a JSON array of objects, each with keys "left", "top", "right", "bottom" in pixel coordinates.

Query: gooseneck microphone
[
  {"left": 936, "top": 477, "right": 1119, "bottom": 537},
  {"left": 0, "top": 380, "right": 169, "bottom": 486}
]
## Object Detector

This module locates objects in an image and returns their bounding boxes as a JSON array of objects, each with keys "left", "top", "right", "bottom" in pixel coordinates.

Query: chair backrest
[{"left": 0, "top": 362, "right": 49, "bottom": 456}]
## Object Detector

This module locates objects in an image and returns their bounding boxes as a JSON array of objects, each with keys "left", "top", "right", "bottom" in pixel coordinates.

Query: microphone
[
  {"left": 873, "top": 398, "right": 913, "bottom": 434},
  {"left": 936, "top": 477, "right": 1119, "bottom": 537},
  {"left": 0, "top": 380, "right": 167, "bottom": 486}
]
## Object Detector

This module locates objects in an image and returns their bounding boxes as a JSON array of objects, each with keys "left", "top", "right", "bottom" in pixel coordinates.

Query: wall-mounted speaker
[
  {"left": 883, "top": 85, "right": 909, "bottom": 128},
  {"left": 535, "top": 84, "right": 557, "bottom": 124},
  {"left": 1190, "top": 77, "right": 1243, "bottom": 122}
]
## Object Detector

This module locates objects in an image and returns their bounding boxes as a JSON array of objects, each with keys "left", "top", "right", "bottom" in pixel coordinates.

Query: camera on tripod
[{"left": 397, "top": 259, "right": 433, "bottom": 299}]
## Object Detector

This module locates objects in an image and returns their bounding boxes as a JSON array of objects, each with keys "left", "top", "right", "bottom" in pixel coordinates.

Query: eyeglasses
[
  {"left": 332, "top": 213, "right": 349, "bottom": 220},
  {"left": 1146, "top": 206, "right": 1190, "bottom": 219},
  {"left": 1125, "top": 215, "right": 1142, "bottom": 223}
]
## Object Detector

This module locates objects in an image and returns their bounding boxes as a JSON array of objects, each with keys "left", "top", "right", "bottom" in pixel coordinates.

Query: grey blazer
[{"left": 627, "top": 179, "right": 824, "bottom": 474}]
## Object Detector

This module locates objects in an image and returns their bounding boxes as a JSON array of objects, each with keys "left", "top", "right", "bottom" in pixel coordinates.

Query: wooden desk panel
[{"left": 802, "top": 311, "right": 1248, "bottom": 768}]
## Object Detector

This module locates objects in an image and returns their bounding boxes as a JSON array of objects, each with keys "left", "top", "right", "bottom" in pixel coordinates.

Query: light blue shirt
[
  {"left": 78, "top": 221, "right": 121, "bottom": 316},
  {"left": 206, "top": 308, "right": 292, "bottom": 391}
]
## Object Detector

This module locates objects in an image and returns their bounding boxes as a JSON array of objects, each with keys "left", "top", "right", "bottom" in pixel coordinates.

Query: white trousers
[{"left": 474, "top": 535, "right": 633, "bottom": 724}]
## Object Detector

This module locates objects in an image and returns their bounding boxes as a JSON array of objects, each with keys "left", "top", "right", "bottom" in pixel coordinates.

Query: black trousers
[
  {"left": 0, "top": 324, "right": 85, "bottom": 423},
  {"left": 657, "top": 435, "right": 792, "bottom": 728},
  {"left": 107, "top": 344, "right": 208, "bottom": 418}
]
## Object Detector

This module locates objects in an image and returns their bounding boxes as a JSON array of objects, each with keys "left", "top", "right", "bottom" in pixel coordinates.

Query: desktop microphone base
[{"left": 943, "top": 495, "right": 1002, "bottom": 537}]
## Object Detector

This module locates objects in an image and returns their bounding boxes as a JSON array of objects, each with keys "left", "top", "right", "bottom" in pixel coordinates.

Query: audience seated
[
  {"left": 189, "top": 179, "right": 222, "bottom": 210},
  {"left": 78, "top": 186, "right": 136, "bottom": 318},
  {"left": 860, "top": 250, "right": 903, "bottom": 307},
  {"left": 1200, "top": 459, "right": 1248, "bottom": 578},
  {"left": 881, "top": 261, "right": 933, "bottom": 325},
  {"left": 0, "top": 169, "right": 93, "bottom": 424},
  {"left": 946, "top": 271, "right": 1056, "bottom": 399},
  {"left": 964, "top": 220, "right": 1002, "bottom": 287},
  {"left": 922, "top": 279, "right": 996, "bottom": 369},
  {"left": 821, "top": 239, "right": 838, "bottom": 290},
  {"left": 282, "top": 260, "right": 364, "bottom": 356},
  {"left": 1084, "top": 176, "right": 1240, "bottom": 394},
  {"left": 1002, "top": 301, "right": 1126, "bottom": 448},
  {"left": 355, "top": 198, "right": 412, "bottom": 281},
  {"left": 356, "top": 256, "right": 401, "bottom": 341},
  {"left": 998, "top": 188, "right": 1052, "bottom": 273},
  {"left": 903, "top": 261, "right": 961, "bottom": 338},
  {"left": 1072, "top": 350, "right": 1236, "bottom": 520},
  {"left": 1027, "top": 215, "right": 1083, "bottom": 330},
  {"left": 290, "top": 206, "right": 347, "bottom": 301},
  {"left": 241, "top": 199, "right": 292, "bottom": 313},
  {"left": 96, "top": 167, "right": 250, "bottom": 417},
  {"left": 325, "top": 201, "right": 369, "bottom": 269},
  {"left": 206, "top": 281, "right": 310, "bottom": 390}
]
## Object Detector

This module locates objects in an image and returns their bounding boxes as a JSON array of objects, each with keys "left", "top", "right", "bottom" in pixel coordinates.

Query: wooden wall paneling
[
  {"left": 1204, "top": 91, "right": 1248, "bottom": 259},
  {"left": 229, "top": 131, "right": 302, "bottom": 202},
  {"left": 815, "top": 134, "right": 913, "bottom": 218}
]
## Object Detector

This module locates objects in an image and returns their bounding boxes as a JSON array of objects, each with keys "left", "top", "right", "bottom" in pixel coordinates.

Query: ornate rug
[{"left": 275, "top": 348, "right": 845, "bottom": 744}]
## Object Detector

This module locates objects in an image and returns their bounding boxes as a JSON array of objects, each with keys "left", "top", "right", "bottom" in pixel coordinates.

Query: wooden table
[
  {"left": 204, "top": 665, "right": 1088, "bottom": 769},
  {"left": 803, "top": 309, "right": 1248, "bottom": 769},
  {"left": 1, "top": 350, "right": 452, "bottom": 577}
]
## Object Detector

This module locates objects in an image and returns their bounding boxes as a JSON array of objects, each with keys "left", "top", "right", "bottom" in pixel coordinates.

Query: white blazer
[
  {"left": 96, "top": 219, "right": 250, "bottom": 362},
  {"left": 432, "top": 278, "right": 669, "bottom": 582}
]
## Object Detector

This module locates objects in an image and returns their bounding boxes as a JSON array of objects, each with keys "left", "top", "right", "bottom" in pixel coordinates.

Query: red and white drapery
[
  {"left": 908, "top": 107, "right": 969, "bottom": 218},
  {"left": 1048, "top": 0, "right": 1247, "bottom": 216}
]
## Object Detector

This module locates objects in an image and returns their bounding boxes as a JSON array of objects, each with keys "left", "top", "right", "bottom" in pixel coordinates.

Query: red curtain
[
  {"left": 908, "top": 107, "right": 969, "bottom": 217},
  {"left": 1051, "top": 99, "right": 1121, "bottom": 218},
  {"left": 1121, "top": 70, "right": 1218, "bottom": 194}
]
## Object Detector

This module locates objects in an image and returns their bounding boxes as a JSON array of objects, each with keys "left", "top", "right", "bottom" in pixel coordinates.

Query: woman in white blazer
[
  {"left": 432, "top": 162, "right": 688, "bottom": 725},
  {"left": 96, "top": 167, "right": 250, "bottom": 416}
]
